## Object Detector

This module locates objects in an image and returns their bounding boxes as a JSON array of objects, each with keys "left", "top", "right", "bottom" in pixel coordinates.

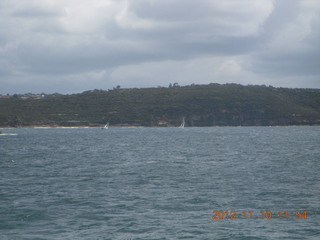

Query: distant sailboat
[
  {"left": 102, "top": 122, "right": 109, "bottom": 129},
  {"left": 179, "top": 117, "right": 185, "bottom": 128}
]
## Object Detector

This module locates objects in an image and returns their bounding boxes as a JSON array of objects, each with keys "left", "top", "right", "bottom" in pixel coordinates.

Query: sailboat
[
  {"left": 102, "top": 122, "right": 109, "bottom": 129},
  {"left": 179, "top": 117, "right": 185, "bottom": 128}
]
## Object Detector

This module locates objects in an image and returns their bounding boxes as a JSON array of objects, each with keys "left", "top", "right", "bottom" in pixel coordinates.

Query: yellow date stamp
[{"left": 212, "top": 210, "right": 308, "bottom": 219}]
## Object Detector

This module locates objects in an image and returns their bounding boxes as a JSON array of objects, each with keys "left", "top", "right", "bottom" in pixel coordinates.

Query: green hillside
[{"left": 1, "top": 84, "right": 320, "bottom": 127}]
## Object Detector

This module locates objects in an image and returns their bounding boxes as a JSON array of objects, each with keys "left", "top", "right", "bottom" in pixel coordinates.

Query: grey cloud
[
  {"left": 5, "top": 0, "right": 268, "bottom": 68},
  {"left": 304, "top": 14, "right": 320, "bottom": 46},
  {"left": 259, "top": 0, "right": 300, "bottom": 37},
  {"left": 16, "top": 43, "right": 142, "bottom": 74},
  {"left": 15, "top": 34, "right": 260, "bottom": 77},
  {"left": 1, "top": 0, "right": 320, "bottom": 94},
  {"left": 12, "top": 8, "right": 62, "bottom": 19},
  {"left": 129, "top": 0, "right": 216, "bottom": 22},
  {"left": 250, "top": 50, "right": 320, "bottom": 77},
  {"left": 246, "top": 0, "right": 320, "bottom": 81},
  {"left": 105, "top": 0, "right": 265, "bottom": 62}
]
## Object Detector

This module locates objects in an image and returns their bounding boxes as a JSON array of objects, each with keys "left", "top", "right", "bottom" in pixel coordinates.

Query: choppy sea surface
[{"left": 0, "top": 126, "right": 319, "bottom": 240}]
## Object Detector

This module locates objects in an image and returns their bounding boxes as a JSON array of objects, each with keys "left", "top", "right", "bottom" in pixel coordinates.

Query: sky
[{"left": 0, "top": 0, "right": 319, "bottom": 94}]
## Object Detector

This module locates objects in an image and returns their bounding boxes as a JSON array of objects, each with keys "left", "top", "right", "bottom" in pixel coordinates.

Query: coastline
[{"left": 1, "top": 123, "right": 319, "bottom": 129}]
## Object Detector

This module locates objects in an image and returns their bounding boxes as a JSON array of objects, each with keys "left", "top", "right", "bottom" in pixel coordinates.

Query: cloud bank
[{"left": 0, "top": 0, "right": 319, "bottom": 94}]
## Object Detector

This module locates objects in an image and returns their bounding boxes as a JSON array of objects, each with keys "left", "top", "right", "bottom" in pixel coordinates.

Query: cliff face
[{"left": 1, "top": 84, "right": 320, "bottom": 127}]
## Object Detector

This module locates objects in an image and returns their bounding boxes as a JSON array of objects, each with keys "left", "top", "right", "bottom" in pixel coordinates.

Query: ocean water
[{"left": 0, "top": 126, "right": 319, "bottom": 240}]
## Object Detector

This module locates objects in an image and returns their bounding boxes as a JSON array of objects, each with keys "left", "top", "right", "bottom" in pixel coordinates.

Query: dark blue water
[{"left": 0, "top": 127, "right": 319, "bottom": 239}]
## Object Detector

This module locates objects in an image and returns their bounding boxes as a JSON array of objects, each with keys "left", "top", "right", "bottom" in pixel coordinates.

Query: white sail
[
  {"left": 102, "top": 122, "right": 109, "bottom": 129},
  {"left": 179, "top": 118, "right": 185, "bottom": 128}
]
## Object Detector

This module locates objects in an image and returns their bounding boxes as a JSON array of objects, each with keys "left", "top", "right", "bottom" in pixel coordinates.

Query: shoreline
[{"left": 1, "top": 124, "right": 320, "bottom": 129}]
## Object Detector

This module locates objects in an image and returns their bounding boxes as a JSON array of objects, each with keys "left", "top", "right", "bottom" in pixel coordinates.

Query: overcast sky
[{"left": 0, "top": 0, "right": 319, "bottom": 94}]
